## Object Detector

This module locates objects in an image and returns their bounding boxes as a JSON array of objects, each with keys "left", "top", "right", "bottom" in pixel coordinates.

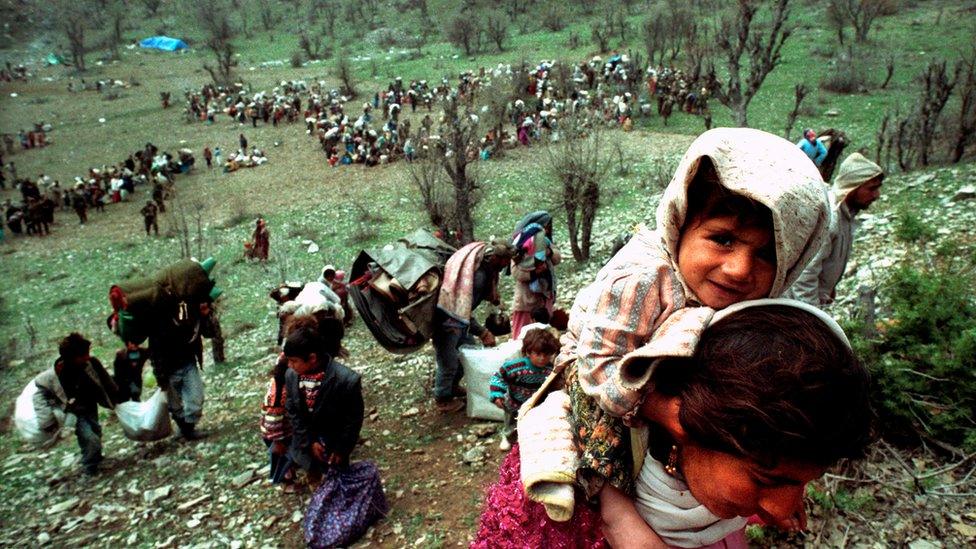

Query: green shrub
[
  {"left": 853, "top": 264, "right": 976, "bottom": 451},
  {"left": 893, "top": 208, "right": 936, "bottom": 243}
]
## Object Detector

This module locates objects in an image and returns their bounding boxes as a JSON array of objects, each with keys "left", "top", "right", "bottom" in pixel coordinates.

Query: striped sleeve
[
  {"left": 569, "top": 267, "right": 677, "bottom": 417},
  {"left": 488, "top": 364, "right": 510, "bottom": 402}
]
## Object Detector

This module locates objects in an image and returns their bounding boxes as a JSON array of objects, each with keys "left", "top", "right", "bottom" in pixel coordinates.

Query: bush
[
  {"left": 290, "top": 51, "right": 304, "bottom": 68},
  {"left": 365, "top": 27, "right": 408, "bottom": 49},
  {"left": 820, "top": 50, "right": 872, "bottom": 93},
  {"left": 852, "top": 263, "right": 976, "bottom": 451}
]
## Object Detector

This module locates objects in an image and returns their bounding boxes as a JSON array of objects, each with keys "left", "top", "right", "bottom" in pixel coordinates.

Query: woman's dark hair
[
  {"left": 58, "top": 332, "right": 91, "bottom": 360},
  {"left": 281, "top": 314, "right": 344, "bottom": 363},
  {"left": 653, "top": 306, "right": 873, "bottom": 468},
  {"left": 683, "top": 157, "right": 774, "bottom": 234},
  {"left": 521, "top": 328, "right": 561, "bottom": 357}
]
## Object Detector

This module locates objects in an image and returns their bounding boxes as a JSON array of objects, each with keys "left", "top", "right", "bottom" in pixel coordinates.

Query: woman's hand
[{"left": 599, "top": 484, "right": 669, "bottom": 549}]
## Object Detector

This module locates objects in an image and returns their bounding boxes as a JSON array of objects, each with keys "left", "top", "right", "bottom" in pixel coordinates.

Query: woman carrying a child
[{"left": 473, "top": 128, "right": 854, "bottom": 547}]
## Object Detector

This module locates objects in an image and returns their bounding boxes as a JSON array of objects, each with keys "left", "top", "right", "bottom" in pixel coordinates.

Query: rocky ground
[{"left": 1, "top": 159, "right": 974, "bottom": 548}]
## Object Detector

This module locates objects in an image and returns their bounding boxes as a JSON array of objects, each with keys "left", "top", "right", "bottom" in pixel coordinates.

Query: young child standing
[
  {"left": 489, "top": 328, "right": 561, "bottom": 451},
  {"left": 260, "top": 354, "right": 294, "bottom": 489},
  {"left": 112, "top": 341, "right": 148, "bottom": 402},
  {"left": 282, "top": 315, "right": 363, "bottom": 485}
]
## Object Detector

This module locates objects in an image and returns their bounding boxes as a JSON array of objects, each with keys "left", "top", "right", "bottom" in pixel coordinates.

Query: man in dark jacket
[
  {"left": 149, "top": 301, "right": 215, "bottom": 440},
  {"left": 47, "top": 333, "right": 118, "bottom": 475},
  {"left": 432, "top": 240, "right": 514, "bottom": 413},
  {"left": 282, "top": 319, "right": 363, "bottom": 479}
]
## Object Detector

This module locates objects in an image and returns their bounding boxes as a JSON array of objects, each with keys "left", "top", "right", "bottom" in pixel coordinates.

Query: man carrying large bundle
[
  {"left": 432, "top": 240, "right": 515, "bottom": 413},
  {"left": 107, "top": 258, "right": 222, "bottom": 439}
]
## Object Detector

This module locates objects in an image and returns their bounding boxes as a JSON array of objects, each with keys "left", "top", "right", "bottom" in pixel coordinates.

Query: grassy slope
[{"left": 1, "top": 0, "right": 975, "bottom": 545}]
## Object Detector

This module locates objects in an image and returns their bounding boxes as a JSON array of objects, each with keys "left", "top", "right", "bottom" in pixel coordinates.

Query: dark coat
[
  {"left": 285, "top": 359, "right": 364, "bottom": 471},
  {"left": 55, "top": 357, "right": 118, "bottom": 415}
]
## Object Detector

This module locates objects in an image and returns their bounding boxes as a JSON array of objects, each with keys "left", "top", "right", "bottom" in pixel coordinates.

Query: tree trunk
[
  {"left": 565, "top": 200, "right": 582, "bottom": 261},
  {"left": 580, "top": 181, "right": 599, "bottom": 261}
]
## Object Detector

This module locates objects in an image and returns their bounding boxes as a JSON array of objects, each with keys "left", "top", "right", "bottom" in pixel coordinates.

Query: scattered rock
[
  {"left": 37, "top": 532, "right": 51, "bottom": 545},
  {"left": 824, "top": 109, "right": 839, "bottom": 117},
  {"left": 143, "top": 485, "right": 172, "bottom": 504},
  {"left": 951, "top": 522, "right": 976, "bottom": 538},
  {"left": 401, "top": 407, "right": 420, "bottom": 418},
  {"left": 232, "top": 470, "right": 256, "bottom": 489},
  {"left": 463, "top": 446, "right": 487, "bottom": 464},
  {"left": 291, "top": 510, "right": 303, "bottom": 523},
  {"left": 908, "top": 540, "right": 943, "bottom": 549},
  {"left": 951, "top": 186, "right": 975, "bottom": 201},
  {"left": 177, "top": 494, "right": 210, "bottom": 511},
  {"left": 46, "top": 497, "right": 80, "bottom": 515},
  {"left": 471, "top": 423, "right": 497, "bottom": 438}
]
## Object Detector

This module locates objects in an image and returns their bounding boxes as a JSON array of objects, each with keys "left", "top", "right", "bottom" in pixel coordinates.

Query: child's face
[
  {"left": 676, "top": 215, "right": 775, "bottom": 309},
  {"left": 679, "top": 444, "right": 824, "bottom": 530},
  {"left": 527, "top": 351, "right": 555, "bottom": 369},
  {"left": 286, "top": 353, "right": 320, "bottom": 375}
]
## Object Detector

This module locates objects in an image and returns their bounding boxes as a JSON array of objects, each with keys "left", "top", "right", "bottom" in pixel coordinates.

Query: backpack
[{"left": 348, "top": 229, "right": 456, "bottom": 354}]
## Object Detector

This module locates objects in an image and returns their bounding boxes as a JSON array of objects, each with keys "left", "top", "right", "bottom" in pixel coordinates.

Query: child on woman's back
[
  {"left": 503, "top": 128, "right": 831, "bottom": 541},
  {"left": 490, "top": 328, "right": 561, "bottom": 451}
]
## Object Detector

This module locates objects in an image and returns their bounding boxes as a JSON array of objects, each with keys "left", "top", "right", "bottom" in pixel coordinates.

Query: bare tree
[
  {"left": 880, "top": 54, "right": 895, "bottom": 89},
  {"left": 705, "top": 0, "right": 793, "bottom": 127},
  {"left": 643, "top": 2, "right": 695, "bottom": 66},
  {"left": 591, "top": 16, "right": 612, "bottom": 53},
  {"left": 52, "top": 0, "right": 101, "bottom": 72},
  {"left": 105, "top": 0, "right": 128, "bottom": 61},
  {"left": 432, "top": 96, "right": 483, "bottom": 245},
  {"left": 484, "top": 9, "right": 508, "bottom": 52},
  {"left": 783, "top": 83, "right": 808, "bottom": 139},
  {"left": 915, "top": 60, "right": 957, "bottom": 166},
  {"left": 445, "top": 11, "right": 479, "bottom": 56},
  {"left": 196, "top": 0, "right": 239, "bottom": 86},
  {"left": 952, "top": 50, "right": 976, "bottom": 163},
  {"left": 257, "top": 0, "right": 280, "bottom": 36},
  {"left": 827, "top": 0, "right": 895, "bottom": 43},
  {"left": 545, "top": 115, "right": 611, "bottom": 262},
  {"left": 298, "top": 26, "right": 329, "bottom": 60},
  {"left": 335, "top": 50, "right": 358, "bottom": 98},
  {"left": 409, "top": 158, "right": 459, "bottom": 246}
]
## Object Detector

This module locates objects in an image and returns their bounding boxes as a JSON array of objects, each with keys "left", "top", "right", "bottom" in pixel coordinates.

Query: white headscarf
[{"left": 656, "top": 127, "right": 830, "bottom": 298}]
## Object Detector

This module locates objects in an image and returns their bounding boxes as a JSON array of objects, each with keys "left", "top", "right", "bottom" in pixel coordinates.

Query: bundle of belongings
[
  {"left": 106, "top": 258, "right": 222, "bottom": 344},
  {"left": 349, "top": 229, "right": 456, "bottom": 353}
]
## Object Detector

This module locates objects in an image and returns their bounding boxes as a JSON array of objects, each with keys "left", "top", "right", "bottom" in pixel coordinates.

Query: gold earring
[{"left": 665, "top": 444, "right": 679, "bottom": 476}]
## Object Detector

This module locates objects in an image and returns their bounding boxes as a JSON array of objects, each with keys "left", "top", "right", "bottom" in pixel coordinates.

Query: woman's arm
[{"left": 600, "top": 484, "right": 669, "bottom": 549}]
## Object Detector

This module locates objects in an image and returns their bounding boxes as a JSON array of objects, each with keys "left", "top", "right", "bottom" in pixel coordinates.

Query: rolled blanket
[{"left": 518, "top": 390, "right": 577, "bottom": 522}]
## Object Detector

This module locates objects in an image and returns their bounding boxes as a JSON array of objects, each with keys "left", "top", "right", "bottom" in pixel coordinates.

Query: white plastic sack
[
  {"left": 459, "top": 340, "right": 522, "bottom": 421},
  {"left": 115, "top": 389, "right": 172, "bottom": 441},
  {"left": 14, "top": 381, "right": 68, "bottom": 447}
]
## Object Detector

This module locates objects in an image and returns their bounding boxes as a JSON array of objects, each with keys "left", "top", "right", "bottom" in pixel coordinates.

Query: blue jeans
[
  {"left": 162, "top": 361, "right": 205, "bottom": 425},
  {"left": 75, "top": 411, "right": 102, "bottom": 471},
  {"left": 432, "top": 321, "right": 476, "bottom": 401}
]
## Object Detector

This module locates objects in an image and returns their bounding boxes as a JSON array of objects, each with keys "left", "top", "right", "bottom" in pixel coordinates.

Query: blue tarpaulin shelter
[{"left": 139, "top": 36, "right": 188, "bottom": 52}]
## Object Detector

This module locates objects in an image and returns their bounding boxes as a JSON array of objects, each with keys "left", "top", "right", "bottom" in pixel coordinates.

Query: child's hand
[
  {"left": 325, "top": 452, "right": 344, "bottom": 466},
  {"left": 480, "top": 331, "right": 497, "bottom": 347},
  {"left": 311, "top": 441, "right": 327, "bottom": 462},
  {"left": 270, "top": 440, "right": 287, "bottom": 455},
  {"left": 599, "top": 484, "right": 669, "bottom": 549},
  {"left": 493, "top": 398, "right": 505, "bottom": 409}
]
